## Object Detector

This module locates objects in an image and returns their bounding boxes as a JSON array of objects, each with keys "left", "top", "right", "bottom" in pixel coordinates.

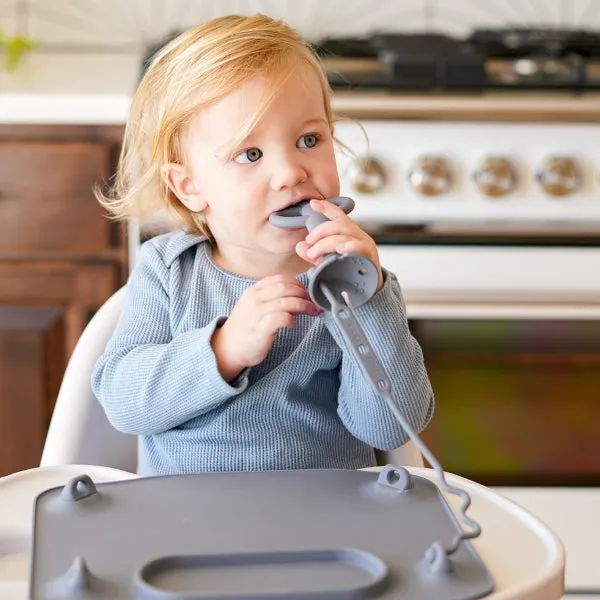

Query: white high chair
[
  {"left": 40, "top": 286, "right": 424, "bottom": 472},
  {"left": 4, "top": 287, "right": 565, "bottom": 600},
  {"left": 40, "top": 286, "right": 138, "bottom": 472}
]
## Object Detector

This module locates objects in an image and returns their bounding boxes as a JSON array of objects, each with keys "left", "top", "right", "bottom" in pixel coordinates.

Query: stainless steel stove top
[{"left": 314, "top": 28, "right": 600, "bottom": 91}]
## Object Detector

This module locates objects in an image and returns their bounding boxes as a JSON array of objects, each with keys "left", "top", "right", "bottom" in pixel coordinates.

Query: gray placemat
[{"left": 30, "top": 467, "right": 493, "bottom": 599}]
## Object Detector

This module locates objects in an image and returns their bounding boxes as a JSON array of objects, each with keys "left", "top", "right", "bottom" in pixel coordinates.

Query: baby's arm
[
  {"left": 321, "top": 269, "right": 434, "bottom": 450},
  {"left": 91, "top": 242, "right": 249, "bottom": 436}
]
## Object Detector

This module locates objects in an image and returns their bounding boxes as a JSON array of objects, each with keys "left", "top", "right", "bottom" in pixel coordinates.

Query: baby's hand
[
  {"left": 211, "top": 274, "right": 320, "bottom": 380},
  {"left": 296, "top": 199, "right": 384, "bottom": 290}
]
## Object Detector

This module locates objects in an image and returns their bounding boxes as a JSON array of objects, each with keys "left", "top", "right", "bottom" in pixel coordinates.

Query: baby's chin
[
  {"left": 269, "top": 226, "right": 306, "bottom": 243},
  {"left": 266, "top": 235, "right": 307, "bottom": 259}
]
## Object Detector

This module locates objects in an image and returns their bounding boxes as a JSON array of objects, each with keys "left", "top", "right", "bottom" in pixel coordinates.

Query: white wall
[{"left": 0, "top": 0, "right": 599, "bottom": 49}]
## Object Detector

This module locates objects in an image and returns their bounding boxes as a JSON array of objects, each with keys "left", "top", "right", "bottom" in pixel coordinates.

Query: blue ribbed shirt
[{"left": 92, "top": 231, "right": 434, "bottom": 475}]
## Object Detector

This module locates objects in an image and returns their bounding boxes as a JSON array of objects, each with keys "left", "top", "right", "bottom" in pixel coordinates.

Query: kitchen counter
[
  {"left": 0, "top": 53, "right": 139, "bottom": 125},
  {"left": 2, "top": 52, "right": 600, "bottom": 125}
]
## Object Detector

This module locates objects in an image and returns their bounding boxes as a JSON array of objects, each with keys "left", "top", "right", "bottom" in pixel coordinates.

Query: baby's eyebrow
[
  {"left": 214, "top": 140, "right": 240, "bottom": 161},
  {"left": 215, "top": 130, "right": 258, "bottom": 161},
  {"left": 300, "top": 118, "right": 328, "bottom": 128}
]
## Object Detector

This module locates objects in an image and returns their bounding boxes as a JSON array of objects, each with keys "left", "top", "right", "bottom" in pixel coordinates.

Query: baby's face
[{"left": 180, "top": 64, "right": 340, "bottom": 260}]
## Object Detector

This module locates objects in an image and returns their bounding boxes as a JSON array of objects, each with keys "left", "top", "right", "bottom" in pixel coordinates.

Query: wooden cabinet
[
  {"left": 0, "top": 306, "right": 64, "bottom": 475},
  {"left": 0, "top": 124, "right": 127, "bottom": 476}
]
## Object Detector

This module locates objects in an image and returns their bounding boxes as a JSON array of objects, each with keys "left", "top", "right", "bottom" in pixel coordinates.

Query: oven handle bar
[{"left": 404, "top": 300, "right": 600, "bottom": 320}]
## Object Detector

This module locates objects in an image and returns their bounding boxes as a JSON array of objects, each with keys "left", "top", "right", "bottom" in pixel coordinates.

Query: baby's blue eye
[
  {"left": 234, "top": 147, "right": 263, "bottom": 163},
  {"left": 297, "top": 134, "right": 318, "bottom": 149}
]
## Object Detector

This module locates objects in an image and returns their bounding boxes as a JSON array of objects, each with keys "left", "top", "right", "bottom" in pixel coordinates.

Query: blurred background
[
  {"left": 2, "top": 0, "right": 600, "bottom": 48},
  {"left": 1, "top": 2, "right": 600, "bottom": 596}
]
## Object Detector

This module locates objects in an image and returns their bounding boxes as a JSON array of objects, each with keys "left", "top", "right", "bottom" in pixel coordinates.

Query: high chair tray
[{"left": 29, "top": 466, "right": 494, "bottom": 599}]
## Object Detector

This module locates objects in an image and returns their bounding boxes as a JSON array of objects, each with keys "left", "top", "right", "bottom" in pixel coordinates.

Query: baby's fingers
[
  {"left": 309, "top": 198, "right": 348, "bottom": 222},
  {"left": 306, "top": 234, "right": 353, "bottom": 262},
  {"left": 255, "top": 277, "right": 310, "bottom": 302},
  {"left": 296, "top": 240, "right": 312, "bottom": 263},
  {"left": 305, "top": 220, "right": 348, "bottom": 245},
  {"left": 266, "top": 296, "right": 321, "bottom": 317}
]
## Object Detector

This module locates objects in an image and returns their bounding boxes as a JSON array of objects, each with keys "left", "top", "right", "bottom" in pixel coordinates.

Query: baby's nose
[{"left": 270, "top": 155, "right": 307, "bottom": 190}]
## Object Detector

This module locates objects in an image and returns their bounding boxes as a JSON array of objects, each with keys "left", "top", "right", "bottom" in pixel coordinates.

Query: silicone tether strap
[{"left": 319, "top": 282, "right": 482, "bottom": 557}]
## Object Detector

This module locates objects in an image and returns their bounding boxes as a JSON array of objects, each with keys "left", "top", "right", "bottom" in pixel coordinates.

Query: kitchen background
[
  {"left": 1, "top": 0, "right": 600, "bottom": 48},
  {"left": 1, "top": 1, "right": 600, "bottom": 597}
]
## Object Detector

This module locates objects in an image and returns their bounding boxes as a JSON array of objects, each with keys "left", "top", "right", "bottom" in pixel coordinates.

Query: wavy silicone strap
[{"left": 319, "top": 282, "right": 482, "bottom": 559}]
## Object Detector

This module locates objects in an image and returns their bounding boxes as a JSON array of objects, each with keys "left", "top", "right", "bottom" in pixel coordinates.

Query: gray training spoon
[
  {"left": 270, "top": 196, "right": 483, "bottom": 568},
  {"left": 268, "top": 196, "right": 380, "bottom": 311}
]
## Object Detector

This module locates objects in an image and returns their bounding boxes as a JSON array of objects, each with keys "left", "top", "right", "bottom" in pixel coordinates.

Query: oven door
[
  {"left": 409, "top": 315, "right": 600, "bottom": 486},
  {"left": 380, "top": 245, "right": 600, "bottom": 486},
  {"left": 378, "top": 243, "right": 600, "bottom": 595},
  {"left": 377, "top": 243, "right": 600, "bottom": 485}
]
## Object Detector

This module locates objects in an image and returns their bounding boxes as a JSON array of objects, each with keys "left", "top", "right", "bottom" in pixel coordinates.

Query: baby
[{"left": 92, "top": 14, "right": 434, "bottom": 476}]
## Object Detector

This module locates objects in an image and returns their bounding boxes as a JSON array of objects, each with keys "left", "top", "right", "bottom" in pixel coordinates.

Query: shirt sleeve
[
  {"left": 320, "top": 268, "right": 434, "bottom": 450},
  {"left": 91, "top": 241, "right": 249, "bottom": 436}
]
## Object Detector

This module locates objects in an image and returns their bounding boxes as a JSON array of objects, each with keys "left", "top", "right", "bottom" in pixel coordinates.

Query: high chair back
[
  {"left": 40, "top": 286, "right": 423, "bottom": 472},
  {"left": 40, "top": 286, "right": 138, "bottom": 472}
]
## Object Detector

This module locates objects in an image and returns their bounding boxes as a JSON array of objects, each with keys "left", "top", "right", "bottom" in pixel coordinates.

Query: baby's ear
[{"left": 161, "top": 163, "right": 207, "bottom": 213}]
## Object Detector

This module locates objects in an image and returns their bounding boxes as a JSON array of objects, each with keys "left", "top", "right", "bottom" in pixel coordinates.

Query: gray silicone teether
[
  {"left": 270, "top": 195, "right": 484, "bottom": 570},
  {"left": 269, "top": 196, "right": 380, "bottom": 311},
  {"left": 268, "top": 196, "right": 355, "bottom": 230}
]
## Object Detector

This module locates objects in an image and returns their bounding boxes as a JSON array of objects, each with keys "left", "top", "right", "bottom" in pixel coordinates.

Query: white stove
[
  {"left": 333, "top": 120, "right": 600, "bottom": 316},
  {"left": 335, "top": 120, "right": 600, "bottom": 227},
  {"left": 334, "top": 118, "right": 600, "bottom": 597}
]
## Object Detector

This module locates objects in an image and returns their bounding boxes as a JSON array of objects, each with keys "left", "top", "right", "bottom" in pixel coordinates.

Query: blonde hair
[{"left": 96, "top": 14, "right": 335, "bottom": 237}]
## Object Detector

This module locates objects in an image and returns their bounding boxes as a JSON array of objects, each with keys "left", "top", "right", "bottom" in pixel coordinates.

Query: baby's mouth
[
  {"left": 274, "top": 198, "right": 312, "bottom": 217},
  {"left": 269, "top": 196, "right": 355, "bottom": 230},
  {"left": 269, "top": 199, "right": 316, "bottom": 230}
]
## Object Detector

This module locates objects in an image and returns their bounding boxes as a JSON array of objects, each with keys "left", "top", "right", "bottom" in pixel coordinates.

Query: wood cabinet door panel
[
  {"left": 0, "top": 260, "right": 121, "bottom": 354},
  {"left": 0, "top": 141, "right": 114, "bottom": 252},
  {"left": 0, "top": 126, "right": 128, "bottom": 477},
  {"left": 0, "top": 262, "right": 122, "bottom": 475},
  {"left": 0, "top": 307, "right": 64, "bottom": 476}
]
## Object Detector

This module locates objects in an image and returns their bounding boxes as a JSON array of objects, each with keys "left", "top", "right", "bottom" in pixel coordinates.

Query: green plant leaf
[{"left": 5, "top": 36, "right": 35, "bottom": 71}]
